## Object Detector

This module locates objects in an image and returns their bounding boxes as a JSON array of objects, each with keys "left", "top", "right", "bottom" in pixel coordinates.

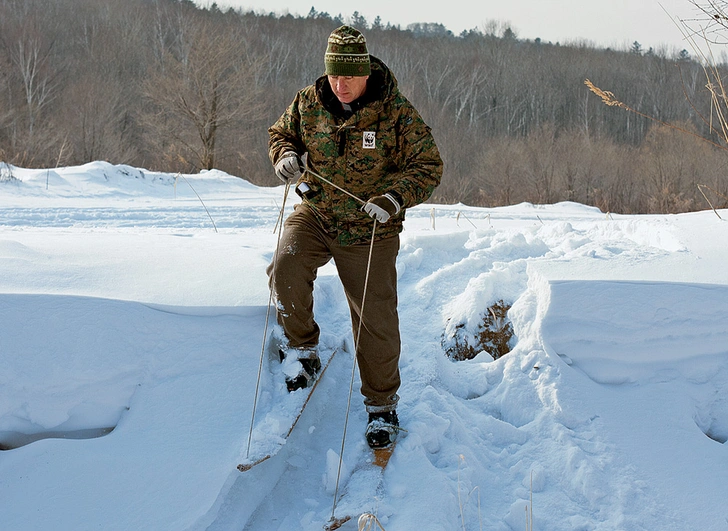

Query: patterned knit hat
[{"left": 324, "top": 25, "right": 371, "bottom": 76}]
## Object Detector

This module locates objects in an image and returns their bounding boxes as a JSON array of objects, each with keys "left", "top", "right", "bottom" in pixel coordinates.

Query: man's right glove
[{"left": 274, "top": 152, "right": 303, "bottom": 183}]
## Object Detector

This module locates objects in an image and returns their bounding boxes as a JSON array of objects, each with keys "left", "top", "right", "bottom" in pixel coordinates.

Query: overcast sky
[{"left": 197, "top": 0, "right": 707, "bottom": 52}]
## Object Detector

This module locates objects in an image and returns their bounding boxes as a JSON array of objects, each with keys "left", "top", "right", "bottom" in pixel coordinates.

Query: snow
[{"left": 0, "top": 161, "right": 726, "bottom": 530}]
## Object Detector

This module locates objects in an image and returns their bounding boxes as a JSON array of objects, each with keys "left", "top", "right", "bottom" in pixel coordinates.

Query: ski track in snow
[{"left": 1, "top": 163, "right": 727, "bottom": 531}]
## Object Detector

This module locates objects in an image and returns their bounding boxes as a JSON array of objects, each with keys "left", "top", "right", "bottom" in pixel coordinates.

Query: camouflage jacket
[{"left": 269, "top": 55, "right": 443, "bottom": 245}]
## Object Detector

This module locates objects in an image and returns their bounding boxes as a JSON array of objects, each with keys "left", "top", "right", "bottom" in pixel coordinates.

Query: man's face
[{"left": 328, "top": 75, "right": 369, "bottom": 104}]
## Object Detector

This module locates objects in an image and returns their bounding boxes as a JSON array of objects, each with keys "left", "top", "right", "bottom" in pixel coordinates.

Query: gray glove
[
  {"left": 274, "top": 152, "right": 303, "bottom": 183},
  {"left": 363, "top": 193, "right": 401, "bottom": 223}
]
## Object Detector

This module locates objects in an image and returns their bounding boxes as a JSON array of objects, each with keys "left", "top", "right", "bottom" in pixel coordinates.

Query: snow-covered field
[{"left": 0, "top": 161, "right": 726, "bottom": 530}]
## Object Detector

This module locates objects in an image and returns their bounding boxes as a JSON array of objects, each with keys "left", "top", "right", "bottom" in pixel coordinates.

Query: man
[{"left": 267, "top": 25, "right": 442, "bottom": 449}]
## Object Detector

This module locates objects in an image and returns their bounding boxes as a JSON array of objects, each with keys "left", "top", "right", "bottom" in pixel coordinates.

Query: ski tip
[
  {"left": 324, "top": 515, "right": 351, "bottom": 530},
  {"left": 236, "top": 454, "right": 271, "bottom": 472}
]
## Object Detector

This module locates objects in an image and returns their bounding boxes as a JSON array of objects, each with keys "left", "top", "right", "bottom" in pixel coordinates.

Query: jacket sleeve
[
  {"left": 268, "top": 92, "right": 307, "bottom": 165},
  {"left": 388, "top": 103, "right": 443, "bottom": 210}
]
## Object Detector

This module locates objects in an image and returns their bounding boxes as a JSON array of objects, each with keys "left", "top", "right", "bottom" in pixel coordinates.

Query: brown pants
[{"left": 268, "top": 204, "right": 401, "bottom": 412}]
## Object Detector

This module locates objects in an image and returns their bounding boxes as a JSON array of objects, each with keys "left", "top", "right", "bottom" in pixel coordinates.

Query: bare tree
[
  {"left": 4, "top": 20, "right": 58, "bottom": 140},
  {"left": 0, "top": 0, "right": 67, "bottom": 166},
  {"left": 143, "top": 18, "right": 265, "bottom": 172}
]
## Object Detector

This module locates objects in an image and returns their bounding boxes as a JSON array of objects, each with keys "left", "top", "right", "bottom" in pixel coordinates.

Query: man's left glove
[
  {"left": 274, "top": 152, "right": 303, "bottom": 183},
  {"left": 363, "top": 193, "right": 401, "bottom": 223}
]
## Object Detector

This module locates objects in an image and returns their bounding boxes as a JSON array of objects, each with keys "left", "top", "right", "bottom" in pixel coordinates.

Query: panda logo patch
[{"left": 363, "top": 131, "right": 376, "bottom": 149}]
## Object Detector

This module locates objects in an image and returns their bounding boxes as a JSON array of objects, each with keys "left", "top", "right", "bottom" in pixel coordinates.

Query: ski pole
[
  {"left": 245, "top": 181, "right": 292, "bottom": 459},
  {"left": 329, "top": 217, "right": 378, "bottom": 523}
]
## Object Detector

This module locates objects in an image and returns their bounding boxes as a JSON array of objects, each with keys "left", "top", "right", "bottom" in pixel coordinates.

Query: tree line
[{"left": 1, "top": 0, "right": 726, "bottom": 214}]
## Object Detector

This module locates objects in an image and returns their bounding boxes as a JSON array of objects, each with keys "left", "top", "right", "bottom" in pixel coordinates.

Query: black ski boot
[
  {"left": 285, "top": 357, "right": 321, "bottom": 392},
  {"left": 279, "top": 347, "right": 321, "bottom": 392},
  {"left": 365, "top": 410, "right": 399, "bottom": 449}
]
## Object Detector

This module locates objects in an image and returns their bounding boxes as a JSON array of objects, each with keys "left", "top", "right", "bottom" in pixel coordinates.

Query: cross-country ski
[
  {"left": 325, "top": 445, "right": 396, "bottom": 530},
  {"left": 238, "top": 348, "right": 339, "bottom": 472}
]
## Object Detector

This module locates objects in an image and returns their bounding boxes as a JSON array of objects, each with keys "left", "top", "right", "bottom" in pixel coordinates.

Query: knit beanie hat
[{"left": 324, "top": 25, "right": 371, "bottom": 76}]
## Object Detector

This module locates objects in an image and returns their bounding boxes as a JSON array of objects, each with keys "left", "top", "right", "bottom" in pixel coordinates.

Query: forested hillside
[{"left": 1, "top": 0, "right": 727, "bottom": 213}]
